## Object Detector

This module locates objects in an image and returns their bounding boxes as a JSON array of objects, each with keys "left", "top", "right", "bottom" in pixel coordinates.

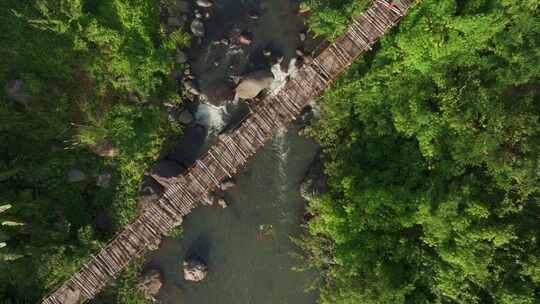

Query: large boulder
[
  {"left": 300, "top": 155, "right": 328, "bottom": 201},
  {"left": 176, "top": 109, "right": 194, "bottom": 125},
  {"left": 183, "top": 259, "right": 208, "bottom": 282},
  {"left": 5, "top": 79, "right": 32, "bottom": 106},
  {"left": 138, "top": 269, "right": 163, "bottom": 300},
  {"left": 168, "top": 124, "right": 207, "bottom": 167},
  {"left": 216, "top": 197, "right": 228, "bottom": 208},
  {"left": 235, "top": 70, "right": 274, "bottom": 99},
  {"left": 150, "top": 159, "right": 187, "bottom": 187},
  {"left": 191, "top": 19, "right": 205, "bottom": 37}
]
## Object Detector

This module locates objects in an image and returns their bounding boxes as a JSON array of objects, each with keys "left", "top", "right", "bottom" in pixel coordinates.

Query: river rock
[
  {"left": 201, "top": 192, "right": 216, "bottom": 206},
  {"left": 138, "top": 176, "right": 164, "bottom": 210},
  {"left": 191, "top": 19, "right": 205, "bottom": 37},
  {"left": 183, "top": 260, "right": 208, "bottom": 282},
  {"left": 196, "top": 0, "right": 213, "bottom": 7},
  {"left": 220, "top": 178, "right": 236, "bottom": 191},
  {"left": 177, "top": 109, "right": 193, "bottom": 124},
  {"left": 216, "top": 198, "right": 228, "bottom": 208},
  {"left": 150, "top": 159, "right": 187, "bottom": 187},
  {"left": 176, "top": 50, "right": 188, "bottom": 64},
  {"left": 138, "top": 269, "right": 163, "bottom": 300},
  {"left": 90, "top": 139, "right": 120, "bottom": 157},
  {"left": 96, "top": 172, "right": 112, "bottom": 188},
  {"left": 300, "top": 156, "right": 328, "bottom": 201},
  {"left": 235, "top": 70, "right": 274, "bottom": 99},
  {"left": 205, "top": 85, "right": 235, "bottom": 105},
  {"left": 238, "top": 32, "right": 253, "bottom": 45},
  {"left": 67, "top": 169, "right": 86, "bottom": 183},
  {"left": 5, "top": 79, "right": 32, "bottom": 107},
  {"left": 183, "top": 79, "right": 200, "bottom": 95}
]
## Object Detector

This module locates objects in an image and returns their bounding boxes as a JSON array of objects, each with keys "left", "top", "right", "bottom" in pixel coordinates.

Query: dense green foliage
[
  {"left": 302, "top": 0, "right": 540, "bottom": 303},
  {"left": 0, "top": 0, "right": 185, "bottom": 301},
  {"left": 302, "top": 0, "right": 367, "bottom": 39},
  {"left": 93, "top": 258, "right": 148, "bottom": 304}
]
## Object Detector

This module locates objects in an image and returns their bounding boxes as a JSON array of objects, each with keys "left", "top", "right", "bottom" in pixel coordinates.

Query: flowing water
[
  {"left": 151, "top": 1, "right": 320, "bottom": 302},
  {"left": 188, "top": 0, "right": 304, "bottom": 105},
  {"left": 148, "top": 124, "right": 319, "bottom": 304}
]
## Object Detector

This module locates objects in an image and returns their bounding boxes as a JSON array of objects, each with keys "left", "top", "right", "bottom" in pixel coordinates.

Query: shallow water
[
  {"left": 149, "top": 125, "right": 319, "bottom": 304},
  {"left": 189, "top": 0, "right": 303, "bottom": 104}
]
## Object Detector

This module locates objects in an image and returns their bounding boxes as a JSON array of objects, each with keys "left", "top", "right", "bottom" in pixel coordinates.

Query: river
[
  {"left": 147, "top": 0, "right": 320, "bottom": 302},
  {"left": 148, "top": 124, "right": 319, "bottom": 303}
]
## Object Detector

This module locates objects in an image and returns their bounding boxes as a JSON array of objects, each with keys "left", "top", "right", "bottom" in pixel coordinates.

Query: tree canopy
[
  {"left": 0, "top": 0, "right": 185, "bottom": 302},
  {"left": 301, "top": 0, "right": 540, "bottom": 303}
]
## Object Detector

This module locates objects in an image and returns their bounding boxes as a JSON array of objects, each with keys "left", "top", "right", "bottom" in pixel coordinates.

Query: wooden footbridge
[{"left": 42, "top": 1, "right": 413, "bottom": 303}]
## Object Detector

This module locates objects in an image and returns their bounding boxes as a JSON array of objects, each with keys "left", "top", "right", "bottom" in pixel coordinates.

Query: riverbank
[{"left": 0, "top": 0, "right": 189, "bottom": 302}]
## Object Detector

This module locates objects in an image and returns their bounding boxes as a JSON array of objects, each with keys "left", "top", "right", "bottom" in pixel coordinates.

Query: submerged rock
[
  {"left": 191, "top": 19, "right": 205, "bottom": 37},
  {"left": 235, "top": 70, "right": 274, "bottom": 99},
  {"left": 183, "top": 259, "right": 208, "bottom": 282},
  {"left": 138, "top": 269, "right": 163, "bottom": 300}
]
